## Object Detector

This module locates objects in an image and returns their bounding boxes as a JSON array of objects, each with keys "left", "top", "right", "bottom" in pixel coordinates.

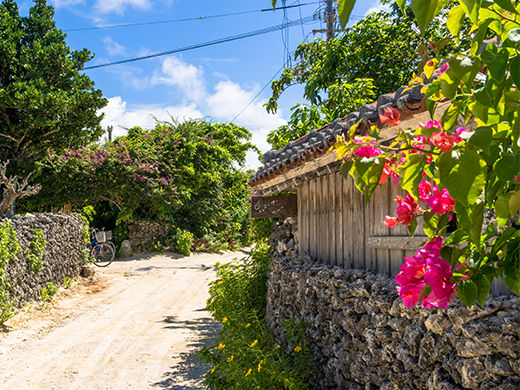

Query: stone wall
[
  {"left": 3, "top": 213, "right": 86, "bottom": 304},
  {"left": 128, "top": 220, "right": 169, "bottom": 247},
  {"left": 266, "top": 219, "right": 520, "bottom": 390}
]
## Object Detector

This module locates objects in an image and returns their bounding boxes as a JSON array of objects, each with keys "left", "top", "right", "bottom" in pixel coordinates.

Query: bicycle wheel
[{"left": 92, "top": 243, "right": 115, "bottom": 267}]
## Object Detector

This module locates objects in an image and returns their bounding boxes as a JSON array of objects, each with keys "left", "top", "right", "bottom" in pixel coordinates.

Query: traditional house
[{"left": 250, "top": 85, "right": 508, "bottom": 295}]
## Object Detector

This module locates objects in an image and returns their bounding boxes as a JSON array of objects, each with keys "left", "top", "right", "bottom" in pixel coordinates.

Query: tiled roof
[{"left": 249, "top": 84, "right": 430, "bottom": 188}]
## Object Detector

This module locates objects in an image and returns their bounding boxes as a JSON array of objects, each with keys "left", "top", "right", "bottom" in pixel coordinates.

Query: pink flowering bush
[{"left": 24, "top": 119, "right": 257, "bottom": 245}]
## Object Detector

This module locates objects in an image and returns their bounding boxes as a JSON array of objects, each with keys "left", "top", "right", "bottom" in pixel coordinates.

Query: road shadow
[{"left": 151, "top": 315, "right": 221, "bottom": 390}]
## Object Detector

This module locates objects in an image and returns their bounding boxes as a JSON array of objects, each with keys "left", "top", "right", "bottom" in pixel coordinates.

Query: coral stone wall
[
  {"left": 128, "top": 220, "right": 169, "bottom": 247},
  {"left": 4, "top": 213, "right": 86, "bottom": 303},
  {"left": 266, "top": 219, "right": 520, "bottom": 390}
]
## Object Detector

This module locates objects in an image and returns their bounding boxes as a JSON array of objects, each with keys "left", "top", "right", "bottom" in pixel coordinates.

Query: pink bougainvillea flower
[
  {"left": 439, "top": 62, "right": 450, "bottom": 76},
  {"left": 384, "top": 194, "right": 423, "bottom": 227},
  {"left": 514, "top": 175, "right": 520, "bottom": 184},
  {"left": 425, "top": 120, "right": 442, "bottom": 130},
  {"left": 422, "top": 257, "right": 456, "bottom": 309},
  {"left": 418, "top": 181, "right": 432, "bottom": 202},
  {"left": 431, "top": 131, "right": 456, "bottom": 153},
  {"left": 427, "top": 185, "right": 456, "bottom": 215},
  {"left": 395, "top": 193, "right": 423, "bottom": 226},
  {"left": 379, "top": 107, "right": 401, "bottom": 127},
  {"left": 353, "top": 146, "right": 382, "bottom": 158},
  {"left": 383, "top": 216, "right": 399, "bottom": 228},
  {"left": 379, "top": 157, "right": 400, "bottom": 184},
  {"left": 417, "top": 236, "right": 444, "bottom": 260},
  {"left": 397, "top": 281, "right": 426, "bottom": 308},
  {"left": 395, "top": 256, "right": 427, "bottom": 284},
  {"left": 455, "top": 126, "right": 469, "bottom": 136}
]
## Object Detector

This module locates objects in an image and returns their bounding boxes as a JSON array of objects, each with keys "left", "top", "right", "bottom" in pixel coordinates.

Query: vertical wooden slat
[
  {"left": 365, "top": 187, "right": 377, "bottom": 272},
  {"left": 297, "top": 187, "right": 302, "bottom": 255},
  {"left": 335, "top": 172, "right": 343, "bottom": 268},
  {"left": 309, "top": 178, "right": 317, "bottom": 259},
  {"left": 316, "top": 176, "right": 322, "bottom": 263},
  {"left": 372, "top": 182, "right": 391, "bottom": 276},
  {"left": 389, "top": 184, "right": 408, "bottom": 277},
  {"left": 343, "top": 175, "right": 353, "bottom": 269},
  {"left": 328, "top": 173, "right": 336, "bottom": 266},
  {"left": 300, "top": 182, "right": 309, "bottom": 255},
  {"left": 323, "top": 175, "right": 330, "bottom": 265},
  {"left": 352, "top": 180, "right": 365, "bottom": 269}
]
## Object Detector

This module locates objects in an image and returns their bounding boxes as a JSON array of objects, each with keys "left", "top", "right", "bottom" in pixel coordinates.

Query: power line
[
  {"left": 231, "top": 64, "right": 286, "bottom": 124},
  {"left": 64, "top": 2, "right": 320, "bottom": 32},
  {"left": 84, "top": 15, "right": 317, "bottom": 70}
]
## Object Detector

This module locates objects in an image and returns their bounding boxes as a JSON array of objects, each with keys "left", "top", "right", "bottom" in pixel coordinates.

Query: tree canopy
[
  {"left": 265, "top": 3, "right": 467, "bottom": 116},
  {"left": 0, "top": 0, "right": 106, "bottom": 165}
]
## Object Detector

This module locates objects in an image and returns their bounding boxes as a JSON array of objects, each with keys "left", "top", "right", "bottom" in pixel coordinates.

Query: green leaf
[
  {"left": 458, "top": 279, "right": 479, "bottom": 307},
  {"left": 475, "top": 274, "right": 492, "bottom": 306},
  {"left": 341, "top": 160, "right": 353, "bottom": 181},
  {"left": 399, "top": 153, "right": 426, "bottom": 200},
  {"left": 396, "top": 0, "right": 406, "bottom": 13},
  {"left": 494, "top": 151, "right": 520, "bottom": 181},
  {"left": 447, "top": 4, "right": 466, "bottom": 38},
  {"left": 450, "top": 56, "right": 481, "bottom": 90},
  {"left": 338, "top": 0, "right": 357, "bottom": 28},
  {"left": 496, "top": 192, "right": 513, "bottom": 227},
  {"left": 441, "top": 100, "right": 463, "bottom": 130},
  {"left": 411, "top": 0, "right": 441, "bottom": 35},
  {"left": 407, "top": 218, "right": 419, "bottom": 238},
  {"left": 503, "top": 239, "right": 520, "bottom": 295},
  {"left": 445, "top": 228, "right": 468, "bottom": 245},
  {"left": 470, "top": 18, "right": 496, "bottom": 55},
  {"left": 510, "top": 189, "right": 520, "bottom": 218},
  {"left": 510, "top": 56, "right": 520, "bottom": 88},
  {"left": 469, "top": 200, "right": 485, "bottom": 248},
  {"left": 458, "top": 0, "right": 480, "bottom": 25},
  {"left": 437, "top": 149, "right": 487, "bottom": 208},
  {"left": 481, "top": 46, "right": 509, "bottom": 84},
  {"left": 440, "top": 67, "right": 459, "bottom": 100},
  {"left": 455, "top": 201, "right": 471, "bottom": 234},
  {"left": 423, "top": 211, "right": 441, "bottom": 237},
  {"left": 364, "top": 157, "right": 385, "bottom": 201},
  {"left": 467, "top": 126, "right": 493, "bottom": 154},
  {"left": 493, "top": 0, "right": 519, "bottom": 14}
]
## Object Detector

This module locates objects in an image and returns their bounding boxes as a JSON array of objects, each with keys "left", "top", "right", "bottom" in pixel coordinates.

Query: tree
[
  {"left": 265, "top": 3, "right": 467, "bottom": 115},
  {"left": 0, "top": 0, "right": 107, "bottom": 166},
  {"left": 25, "top": 118, "right": 258, "bottom": 245}
]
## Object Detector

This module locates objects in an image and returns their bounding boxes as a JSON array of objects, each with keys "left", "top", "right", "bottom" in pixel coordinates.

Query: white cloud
[
  {"left": 99, "top": 57, "right": 287, "bottom": 169},
  {"left": 206, "top": 80, "right": 287, "bottom": 169},
  {"left": 94, "top": 0, "right": 152, "bottom": 14},
  {"left": 102, "top": 36, "right": 126, "bottom": 57},
  {"left": 365, "top": 1, "right": 391, "bottom": 16},
  {"left": 49, "top": 0, "right": 84, "bottom": 7},
  {"left": 151, "top": 57, "right": 206, "bottom": 103},
  {"left": 99, "top": 96, "right": 204, "bottom": 138}
]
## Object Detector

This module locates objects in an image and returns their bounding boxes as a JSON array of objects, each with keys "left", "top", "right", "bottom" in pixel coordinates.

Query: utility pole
[
  {"left": 312, "top": 0, "right": 346, "bottom": 40},
  {"left": 325, "top": 0, "right": 334, "bottom": 41},
  {"left": 107, "top": 125, "right": 113, "bottom": 142}
]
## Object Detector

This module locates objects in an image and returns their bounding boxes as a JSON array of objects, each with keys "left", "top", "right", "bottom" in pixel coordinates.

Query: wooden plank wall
[{"left": 297, "top": 173, "right": 512, "bottom": 296}]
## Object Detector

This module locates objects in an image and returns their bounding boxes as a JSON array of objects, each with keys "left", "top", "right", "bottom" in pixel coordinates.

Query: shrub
[
  {"left": 199, "top": 243, "right": 313, "bottom": 389},
  {"left": 173, "top": 228, "right": 194, "bottom": 256}
]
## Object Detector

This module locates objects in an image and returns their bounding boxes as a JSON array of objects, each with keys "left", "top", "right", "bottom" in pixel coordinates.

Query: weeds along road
[{"left": 0, "top": 251, "right": 248, "bottom": 390}]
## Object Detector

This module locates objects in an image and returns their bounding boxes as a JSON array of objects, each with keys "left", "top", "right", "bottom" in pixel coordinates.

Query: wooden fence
[{"left": 297, "top": 172, "right": 509, "bottom": 296}]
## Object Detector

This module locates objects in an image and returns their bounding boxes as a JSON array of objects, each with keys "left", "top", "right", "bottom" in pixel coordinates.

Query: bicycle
[{"left": 87, "top": 228, "right": 116, "bottom": 267}]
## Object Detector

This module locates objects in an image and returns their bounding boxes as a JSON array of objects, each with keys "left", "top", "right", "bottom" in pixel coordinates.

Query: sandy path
[{"left": 0, "top": 250, "right": 247, "bottom": 390}]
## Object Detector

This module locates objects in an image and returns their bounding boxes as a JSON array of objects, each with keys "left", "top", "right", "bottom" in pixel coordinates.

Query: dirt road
[{"left": 0, "top": 250, "right": 247, "bottom": 390}]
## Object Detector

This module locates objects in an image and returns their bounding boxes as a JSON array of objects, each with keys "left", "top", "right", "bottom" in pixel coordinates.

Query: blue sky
[{"left": 18, "top": 0, "right": 390, "bottom": 169}]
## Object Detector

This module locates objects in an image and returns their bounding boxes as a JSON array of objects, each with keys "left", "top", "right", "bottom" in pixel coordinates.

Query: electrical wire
[
  {"left": 65, "top": 2, "right": 320, "bottom": 32},
  {"left": 231, "top": 64, "right": 286, "bottom": 124},
  {"left": 84, "top": 15, "right": 317, "bottom": 70}
]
